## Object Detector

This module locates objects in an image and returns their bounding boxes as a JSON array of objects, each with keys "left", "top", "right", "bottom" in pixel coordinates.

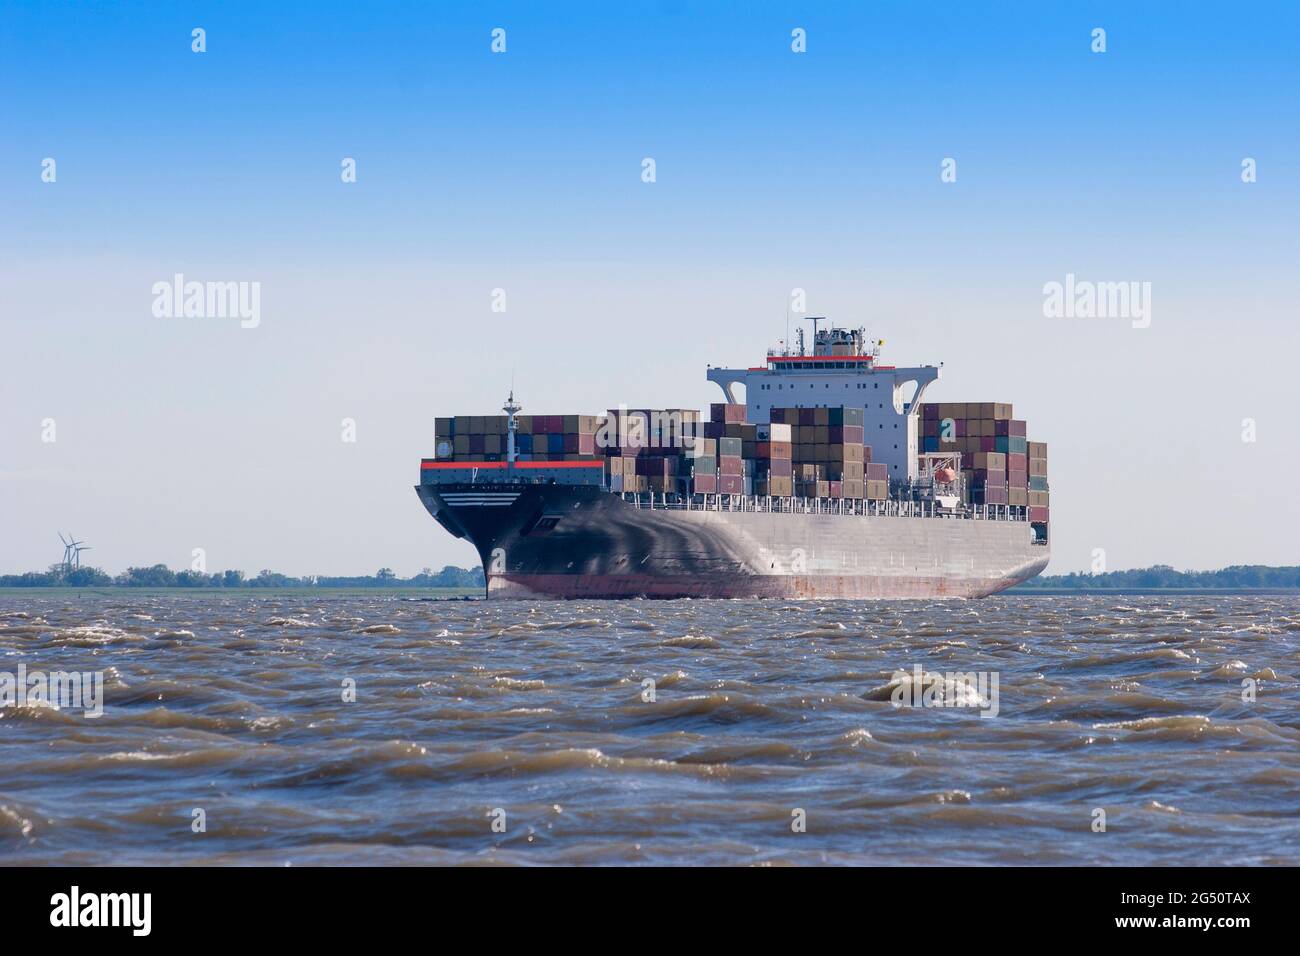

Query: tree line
[
  {"left": 0, "top": 565, "right": 485, "bottom": 588},
  {"left": 1014, "top": 565, "right": 1300, "bottom": 589}
]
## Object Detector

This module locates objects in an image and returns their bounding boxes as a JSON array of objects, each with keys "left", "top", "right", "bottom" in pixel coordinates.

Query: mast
[{"left": 503, "top": 389, "right": 522, "bottom": 472}]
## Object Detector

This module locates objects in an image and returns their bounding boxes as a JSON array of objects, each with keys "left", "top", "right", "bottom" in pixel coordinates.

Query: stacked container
[
  {"left": 754, "top": 422, "right": 794, "bottom": 496},
  {"left": 603, "top": 408, "right": 703, "bottom": 494},
  {"left": 1027, "top": 441, "right": 1049, "bottom": 524},
  {"left": 920, "top": 403, "right": 1045, "bottom": 512},
  {"left": 435, "top": 414, "right": 604, "bottom": 463},
  {"left": 770, "top": 407, "right": 877, "bottom": 499}
]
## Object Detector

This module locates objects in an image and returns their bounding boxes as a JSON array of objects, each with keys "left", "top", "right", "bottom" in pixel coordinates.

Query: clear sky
[{"left": 2, "top": 1, "right": 1298, "bottom": 576}]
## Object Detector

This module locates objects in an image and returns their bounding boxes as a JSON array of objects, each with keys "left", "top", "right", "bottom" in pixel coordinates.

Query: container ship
[{"left": 416, "top": 323, "right": 1050, "bottom": 599}]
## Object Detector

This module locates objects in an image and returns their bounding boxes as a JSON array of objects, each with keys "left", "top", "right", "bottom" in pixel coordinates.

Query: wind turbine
[{"left": 58, "top": 533, "right": 90, "bottom": 571}]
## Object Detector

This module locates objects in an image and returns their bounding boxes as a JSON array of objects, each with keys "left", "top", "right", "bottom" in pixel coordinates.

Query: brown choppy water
[{"left": 1, "top": 593, "right": 1298, "bottom": 866}]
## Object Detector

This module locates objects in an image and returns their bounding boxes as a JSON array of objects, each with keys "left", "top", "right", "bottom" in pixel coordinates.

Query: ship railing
[{"left": 616, "top": 491, "right": 1032, "bottom": 523}]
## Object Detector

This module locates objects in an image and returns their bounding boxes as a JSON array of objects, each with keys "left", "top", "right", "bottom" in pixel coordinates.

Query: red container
[
  {"left": 636, "top": 456, "right": 677, "bottom": 477},
  {"left": 1006, "top": 452, "right": 1027, "bottom": 472},
  {"left": 719, "top": 474, "right": 744, "bottom": 495},
  {"left": 768, "top": 458, "right": 793, "bottom": 477},
  {"left": 756, "top": 441, "right": 792, "bottom": 459},
  {"left": 710, "top": 403, "right": 747, "bottom": 424},
  {"left": 564, "top": 434, "right": 596, "bottom": 454},
  {"left": 719, "top": 455, "right": 743, "bottom": 476},
  {"left": 1007, "top": 468, "right": 1027, "bottom": 487},
  {"left": 995, "top": 419, "right": 1028, "bottom": 438},
  {"left": 866, "top": 462, "right": 888, "bottom": 481},
  {"left": 829, "top": 425, "right": 864, "bottom": 444},
  {"left": 828, "top": 480, "right": 842, "bottom": 498},
  {"left": 693, "top": 474, "right": 717, "bottom": 494},
  {"left": 863, "top": 445, "right": 872, "bottom": 463},
  {"left": 1029, "top": 505, "right": 1049, "bottom": 523}
]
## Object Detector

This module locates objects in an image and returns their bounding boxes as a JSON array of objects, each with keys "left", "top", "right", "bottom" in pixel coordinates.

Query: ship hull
[{"left": 417, "top": 482, "right": 1048, "bottom": 600}]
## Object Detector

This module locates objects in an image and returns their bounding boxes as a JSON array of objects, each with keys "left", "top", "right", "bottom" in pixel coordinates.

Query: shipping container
[{"left": 710, "top": 403, "right": 747, "bottom": 424}]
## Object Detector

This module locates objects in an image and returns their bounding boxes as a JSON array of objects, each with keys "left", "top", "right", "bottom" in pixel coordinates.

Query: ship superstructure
[{"left": 706, "top": 321, "right": 939, "bottom": 485}]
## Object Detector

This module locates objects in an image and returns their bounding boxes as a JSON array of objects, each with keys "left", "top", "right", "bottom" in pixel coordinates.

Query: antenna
[{"left": 796, "top": 316, "right": 826, "bottom": 354}]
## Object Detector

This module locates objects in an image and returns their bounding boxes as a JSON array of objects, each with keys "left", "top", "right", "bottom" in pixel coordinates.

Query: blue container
[
  {"left": 923, "top": 436, "right": 939, "bottom": 452},
  {"left": 548, "top": 433, "right": 565, "bottom": 453},
  {"left": 517, "top": 433, "right": 533, "bottom": 452}
]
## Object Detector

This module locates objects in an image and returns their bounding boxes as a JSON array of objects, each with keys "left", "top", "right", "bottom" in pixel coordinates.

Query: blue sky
[{"left": 2, "top": 2, "right": 1298, "bottom": 574}]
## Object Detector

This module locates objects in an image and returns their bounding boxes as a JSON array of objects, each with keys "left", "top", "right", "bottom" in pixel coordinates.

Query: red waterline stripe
[{"left": 420, "top": 460, "right": 603, "bottom": 470}]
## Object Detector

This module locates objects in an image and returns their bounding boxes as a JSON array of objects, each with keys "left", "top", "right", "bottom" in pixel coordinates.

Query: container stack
[
  {"left": 603, "top": 408, "right": 709, "bottom": 495},
  {"left": 753, "top": 422, "right": 794, "bottom": 497},
  {"left": 435, "top": 414, "right": 604, "bottom": 462},
  {"left": 865, "top": 461, "right": 888, "bottom": 500},
  {"left": 920, "top": 403, "right": 1045, "bottom": 513},
  {"left": 1027, "top": 441, "right": 1049, "bottom": 524},
  {"left": 770, "top": 407, "right": 879, "bottom": 499}
]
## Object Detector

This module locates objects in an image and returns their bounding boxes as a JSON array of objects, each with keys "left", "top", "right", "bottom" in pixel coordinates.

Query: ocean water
[{"left": 1, "top": 594, "right": 1297, "bottom": 866}]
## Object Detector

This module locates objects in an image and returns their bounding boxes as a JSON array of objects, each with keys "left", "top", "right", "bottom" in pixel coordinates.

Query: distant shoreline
[
  {"left": 1006, "top": 587, "right": 1300, "bottom": 596},
  {"left": 0, "top": 586, "right": 482, "bottom": 598}
]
